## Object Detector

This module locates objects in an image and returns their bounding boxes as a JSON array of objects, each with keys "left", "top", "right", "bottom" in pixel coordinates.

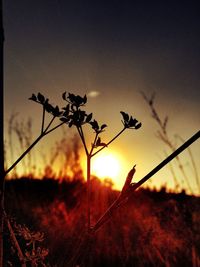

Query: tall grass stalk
[
  {"left": 176, "top": 134, "right": 200, "bottom": 193},
  {"left": 141, "top": 92, "right": 197, "bottom": 194}
]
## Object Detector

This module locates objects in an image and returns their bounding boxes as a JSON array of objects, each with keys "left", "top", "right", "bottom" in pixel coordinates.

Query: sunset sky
[{"left": 3, "top": 1, "right": 200, "bottom": 194}]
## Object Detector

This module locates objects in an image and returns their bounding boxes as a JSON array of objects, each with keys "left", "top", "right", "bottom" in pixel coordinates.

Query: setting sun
[{"left": 91, "top": 151, "right": 126, "bottom": 188}]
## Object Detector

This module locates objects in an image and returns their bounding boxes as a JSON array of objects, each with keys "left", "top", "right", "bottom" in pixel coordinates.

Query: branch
[
  {"left": 5, "top": 119, "right": 64, "bottom": 176},
  {"left": 43, "top": 116, "right": 55, "bottom": 133},
  {"left": 92, "top": 127, "right": 126, "bottom": 157},
  {"left": 44, "top": 121, "right": 65, "bottom": 135},
  {"left": 41, "top": 105, "right": 45, "bottom": 134},
  {"left": 4, "top": 134, "right": 44, "bottom": 176},
  {"left": 91, "top": 166, "right": 136, "bottom": 233},
  {"left": 132, "top": 130, "right": 200, "bottom": 191},
  {"left": 91, "top": 130, "right": 200, "bottom": 233},
  {"left": 77, "top": 126, "right": 89, "bottom": 156},
  {"left": 89, "top": 132, "right": 99, "bottom": 156},
  {"left": 4, "top": 212, "right": 26, "bottom": 267}
]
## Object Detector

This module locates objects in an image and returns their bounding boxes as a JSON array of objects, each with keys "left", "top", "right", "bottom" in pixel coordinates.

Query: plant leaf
[
  {"left": 96, "top": 137, "right": 101, "bottom": 146},
  {"left": 135, "top": 122, "right": 142, "bottom": 129},
  {"left": 62, "top": 104, "right": 70, "bottom": 116},
  {"left": 52, "top": 106, "right": 62, "bottom": 117},
  {"left": 90, "top": 120, "right": 99, "bottom": 131},
  {"left": 83, "top": 94, "right": 87, "bottom": 104},
  {"left": 37, "top": 93, "right": 45, "bottom": 104},
  {"left": 68, "top": 120, "right": 74, "bottom": 127},
  {"left": 29, "top": 93, "right": 37, "bottom": 101},
  {"left": 86, "top": 113, "right": 93, "bottom": 122},
  {"left": 62, "top": 92, "right": 67, "bottom": 101},
  {"left": 120, "top": 111, "right": 129, "bottom": 122},
  {"left": 68, "top": 93, "right": 76, "bottom": 103},
  {"left": 60, "top": 117, "right": 69, "bottom": 123},
  {"left": 45, "top": 102, "right": 54, "bottom": 113},
  {"left": 128, "top": 117, "right": 138, "bottom": 127},
  {"left": 101, "top": 124, "right": 107, "bottom": 130}
]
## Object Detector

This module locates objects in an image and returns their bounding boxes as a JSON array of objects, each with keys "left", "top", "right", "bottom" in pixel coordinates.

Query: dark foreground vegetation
[{"left": 4, "top": 177, "right": 200, "bottom": 267}]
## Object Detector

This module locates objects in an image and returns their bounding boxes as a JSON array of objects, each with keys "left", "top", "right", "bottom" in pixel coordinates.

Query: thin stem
[
  {"left": 163, "top": 151, "right": 179, "bottom": 191},
  {"left": 44, "top": 116, "right": 55, "bottom": 133},
  {"left": 89, "top": 132, "right": 98, "bottom": 156},
  {"left": 44, "top": 121, "right": 65, "bottom": 135},
  {"left": 5, "top": 134, "right": 44, "bottom": 176},
  {"left": 176, "top": 135, "right": 200, "bottom": 193},
  {"left": 41, "top": 105, "right": 45, "bottom": 134},
  {"left": 92, "top": 193, "right": 123, "bottom": 233},
  {"left": 142, "top": 92, "right": 194, "bottom": 194},
  {"left": 80, "top": 126, "right": 89, "bottom": 155},
  {"left": 75, "top": 124, "right": 91, "bottom": 230},
  {"left": 92, "top": 130, "right": 200, "bottom": 232},
  {"left": 92, "top": 127, "right": 126, "bottom": 157},
  {"left": 87, "top": 155, "right": 91, "bottom": 232},
  {"left": 5, "top": 213, "right": 26, "bottom": 267},
  {"left": 77, "top": 126, "right": 89, "bottom": 156},
  {"left": 133, "top": 130, "right": 200, "bottom": 191},
  {"left": 5, "top": 117, "right": 64, "bottom": 176}
]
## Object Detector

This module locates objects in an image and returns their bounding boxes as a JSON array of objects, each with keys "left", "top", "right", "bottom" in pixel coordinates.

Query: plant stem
[
  {"left": 89, "top": 133, "right": 98, "bottom": 156},
  {"left": 92, "top": 127, "right": 126, "bottom": 157},
  {"left": 135, "top": 130, "right": 200, "bottom": 191},
  {"left": 77, "top": 126, "right": 88, "bottom": 156},
  {"left": 87, "top": 156, "right": 91, "bottom": 232},
  {"left": 5, "top": 114, "right": 64, "bottom": 176},
  {"left": 5, "top": 134, "right": 44, "bottom": 176},
  {"left": 41, "top": 105, "right": 45, "bottom": 134},
  {"left": 80, "top": 126, "right": 89, "bottom": 156},
  {"left": 44, "top": 121, "right": 65, "bottom": 135},
  {"left": 75, "top": 124, "right": 91, "bottom": 231},
  {"left": 44, "top": 116, "right": 55, "bottom": 133},
  {"left": 92, "top": 130, "right": 200, "bottom": 232},
  {"left": 5, "top": 214, "right": 26, "bottom": 267}
]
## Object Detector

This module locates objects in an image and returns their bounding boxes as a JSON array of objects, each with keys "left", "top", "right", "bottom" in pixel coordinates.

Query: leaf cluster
[
  {"left": 29, "top": 93, "right": 62, "bottom": 117},
  {"left": 62, "top": 92, "right": 87, "bottom": 107},
  {"left": 120, "top": 111, "right": 142, "bottom": 129},
  {"left": 90, "top": 120, "right": 107, "bottom": 134},
  {"left": 29, "top": 92, "right": 142, "bottom": 156},
  {"left": 61, "top": 92, "right": 107, "bottom": 133},
  {"left": 94, "top": 137, "right": 107, "bottom": 148},
  {"left": 15, "top": 223, "right": 49, "bottom": 263}
]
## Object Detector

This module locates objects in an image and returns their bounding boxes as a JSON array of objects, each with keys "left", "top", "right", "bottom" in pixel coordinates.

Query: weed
[{"left": 141, "top": 92, "right": 200, "bottom": 195}]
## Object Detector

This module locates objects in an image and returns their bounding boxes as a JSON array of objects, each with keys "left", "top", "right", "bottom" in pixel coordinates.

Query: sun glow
[{"left": 91, "top": 151, "right": 125, "bottom": 189}]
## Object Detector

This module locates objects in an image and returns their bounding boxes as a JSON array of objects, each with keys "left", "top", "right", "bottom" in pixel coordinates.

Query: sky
[{"left": 3, "top": 1, "right": 200, "bottom": 194}]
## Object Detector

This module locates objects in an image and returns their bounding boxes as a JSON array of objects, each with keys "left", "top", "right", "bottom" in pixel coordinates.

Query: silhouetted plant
[
  {"left": 2, "top": 93, "right": 65, "bottom": 266},
  {"left": 5, "top": 114, "right": 35, "bottom": 178},
  {"left": 2, "top": 91, "right": 141, "bottom": 266},
  {"left": 6, "top": 217, "right": 49, "bottom": 267},
  {"left": 60, "top": 92, "right": 142, "bottom": 231},
  {"left": 15, "top": 223, "right": 49, "bottom": 267},
  {"left": 5, "top": 93, "right": 65, "bottom": 176}
]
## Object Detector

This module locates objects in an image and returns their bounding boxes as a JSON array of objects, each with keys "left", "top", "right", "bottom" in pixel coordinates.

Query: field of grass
[{"left": 4, "top": 177, "right": 200, "bottom": 267}]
